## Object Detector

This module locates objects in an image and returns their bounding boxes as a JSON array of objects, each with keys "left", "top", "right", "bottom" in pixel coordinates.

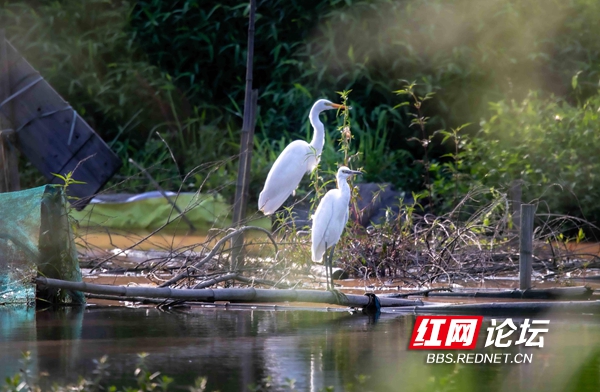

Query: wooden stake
[
  {"left": 231, "top": 0, "right": 257, "bottom": 271},
  {"left": 519, "top": 203, "right": 535, "bottom": 290},
  {"left": 510, "top": 179, "right": 523, "bottom": 229},
  {"left": 0, "top": 129, "right": 20, "bottom": 192},
  {"left": 0, "top": 29, "right": 20, "bottom": 192}
]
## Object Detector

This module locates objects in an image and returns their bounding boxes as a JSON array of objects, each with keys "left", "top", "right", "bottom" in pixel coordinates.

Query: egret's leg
[
  {"left": 325, "top": 244, "right": 347, "bottom": 305},
  {"left": 324, "top": 242, "right": 330, "bottom": 291},
  {"left": 327, "top": 244, "right": 336, "bottom": 290}
]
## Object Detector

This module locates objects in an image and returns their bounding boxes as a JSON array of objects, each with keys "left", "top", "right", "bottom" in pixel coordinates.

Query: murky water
[{"left": 1, "top": 306, "right": 600, "bottom": 391}]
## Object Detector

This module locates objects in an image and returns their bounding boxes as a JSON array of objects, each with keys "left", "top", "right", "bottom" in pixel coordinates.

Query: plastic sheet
[{"left": 71, "top": 191, "right": 236, "bottom": 231}]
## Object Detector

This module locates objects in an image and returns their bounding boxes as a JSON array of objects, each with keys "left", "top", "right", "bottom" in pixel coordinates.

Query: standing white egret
[
  {"left": 311, "top": 166, "right": 362, "bottom": 290},
  {"left": 258, "top": 99, "right": 347, "bottom": 215}
]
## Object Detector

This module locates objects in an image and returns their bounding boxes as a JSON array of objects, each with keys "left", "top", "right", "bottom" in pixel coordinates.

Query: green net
[{"left": 0, "top": 185, "right": 84, "bottom": 306}]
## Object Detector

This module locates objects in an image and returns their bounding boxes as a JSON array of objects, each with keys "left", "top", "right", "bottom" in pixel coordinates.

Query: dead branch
[
  {"left": 158, "top": 226, "right": 277, "bottom": 288},
  {"left": 385, "top": 287, "right": 453, "bottom": 298}
]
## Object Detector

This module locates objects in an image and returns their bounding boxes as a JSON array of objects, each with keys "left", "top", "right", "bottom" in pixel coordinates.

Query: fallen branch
[
  {"left": 385, "top": 287, "right": 453, "bottom": 298},
  {"left": 193, "top": 273, "right": 238, "bottom": 289},
  {"left": 233, "top": 275, "right": 292, "bottom": 288},
  {"left": 36, "top": 277, "right": 424, "bottom": 307}
]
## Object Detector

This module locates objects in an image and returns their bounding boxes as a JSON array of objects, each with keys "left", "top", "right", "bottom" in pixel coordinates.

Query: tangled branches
[{"left": 336, "top": 187, "right": 600, "bottom": 286}]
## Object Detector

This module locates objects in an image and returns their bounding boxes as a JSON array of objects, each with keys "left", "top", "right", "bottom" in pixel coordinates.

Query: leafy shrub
[{"left": 463, "top": 91, "right": 600, "bottom": 224}]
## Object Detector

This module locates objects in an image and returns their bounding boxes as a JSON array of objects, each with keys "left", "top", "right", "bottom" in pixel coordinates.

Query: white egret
[
  {"left": 311, "top": 166, "right": 362, "bottom": 290},
  {"left": 258, "top": 99, "right": 347, "bottom": 215}
]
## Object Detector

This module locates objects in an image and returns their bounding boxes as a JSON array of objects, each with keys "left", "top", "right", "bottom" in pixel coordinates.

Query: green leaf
[
  {"left": 572, "top": 71, "right": 582, "bottom": 90},
  {"left": 392, "top": 102, "right": 410, "bottom": 109}
]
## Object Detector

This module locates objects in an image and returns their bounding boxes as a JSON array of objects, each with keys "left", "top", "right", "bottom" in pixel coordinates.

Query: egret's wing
[
  {"left": 311, "top": 190, "right": 347, "bottom": 262},
  {"left": 259, "top": 141, "right": 313, "bottom": 215},
  {"left": 326, "top": 195, "right": 349, "bottom": 249},
  {"left": 311, "top": 193, "right": 334, "bottom": 262}
]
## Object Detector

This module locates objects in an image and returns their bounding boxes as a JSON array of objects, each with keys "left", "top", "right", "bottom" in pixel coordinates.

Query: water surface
[{"left": 1, "top": 306, "right": 600, "bottom": 391}]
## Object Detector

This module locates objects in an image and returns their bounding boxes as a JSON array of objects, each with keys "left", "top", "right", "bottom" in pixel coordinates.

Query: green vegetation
[
  {"left": 2, "top": 0, "right": 600, "bottom": 222},
  {"left": 464, "top": 92, "right": 600, "bottom": 226}
]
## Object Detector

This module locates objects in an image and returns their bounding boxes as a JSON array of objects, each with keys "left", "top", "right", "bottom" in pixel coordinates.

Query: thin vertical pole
[
  {"left": 238, "top": 89, "right": 258, "bottom": 222},
  {"left": 231, "top": 0, "right": 257, "bottom": 271},
  {"left": 0, "top": 30, "right": 10, "bottom": 108},
  {"left": 519, "top": 204, "right": 535, "bottom": 290},
  {"left": 0, "top": 29, "right": 20, "bottom": 192}
]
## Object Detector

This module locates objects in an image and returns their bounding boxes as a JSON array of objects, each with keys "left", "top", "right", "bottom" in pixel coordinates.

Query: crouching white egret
[
  {"left": 258, "top": 99, "right": 347, "bottom": 215},
  {"left": 311, "top": 166, "right": 362, "bottom": 291}
]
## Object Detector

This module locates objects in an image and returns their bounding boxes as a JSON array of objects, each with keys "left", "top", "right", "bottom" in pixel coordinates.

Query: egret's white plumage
[
  {"left": 258, "top": 99, "right": 346, "bottom": 215},
  {"left": 311, "top": 166, "right": 362, "bottom": 263}
]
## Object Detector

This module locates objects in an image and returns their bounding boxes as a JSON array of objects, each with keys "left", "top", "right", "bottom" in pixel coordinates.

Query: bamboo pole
[
  {"left": 519, "top": 204, "right": 535, "bottom": 290},
  {"left": 35, "top": 276, "right": 424, "bottom": 307},
  {"left": 231, "top": 90, "right": 258, "bottom": 270},
  {"left": 422, "top": 286, "right": 593, "bottom": 300},
  {"left": 233, "top": 89, "right": 258, "bottom": 224},
  {"left": 232, "top": 0, "right": 257, "bottom": 224},
  {"left": 231, "top": 0, "right": 258, "bottom": 272}
]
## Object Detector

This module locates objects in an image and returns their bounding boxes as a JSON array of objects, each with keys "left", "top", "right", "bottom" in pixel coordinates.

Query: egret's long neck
[
  {"left": 336, "top": 174, "right": 351, "bottom": 200},
  {"left": 309, "top": 108, "right": 325, "bottom": 154}
]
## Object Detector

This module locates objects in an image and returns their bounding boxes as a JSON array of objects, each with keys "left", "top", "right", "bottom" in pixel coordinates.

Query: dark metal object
[
  {"left": 362, "top": 293, "right": 382, "bottom": 315},
  {"left": 0, "top": 37, "right": 121, "bottom": 208}
]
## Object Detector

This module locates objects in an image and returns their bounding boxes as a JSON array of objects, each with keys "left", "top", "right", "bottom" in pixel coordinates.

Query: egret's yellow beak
[{"left": 329, "top": 103, "right": 349, "bottom": 110}]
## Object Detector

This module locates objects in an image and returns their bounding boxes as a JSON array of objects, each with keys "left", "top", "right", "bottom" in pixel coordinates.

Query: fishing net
[{"left": 0, "top": 185, "right": 84, "bottom": 306}]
